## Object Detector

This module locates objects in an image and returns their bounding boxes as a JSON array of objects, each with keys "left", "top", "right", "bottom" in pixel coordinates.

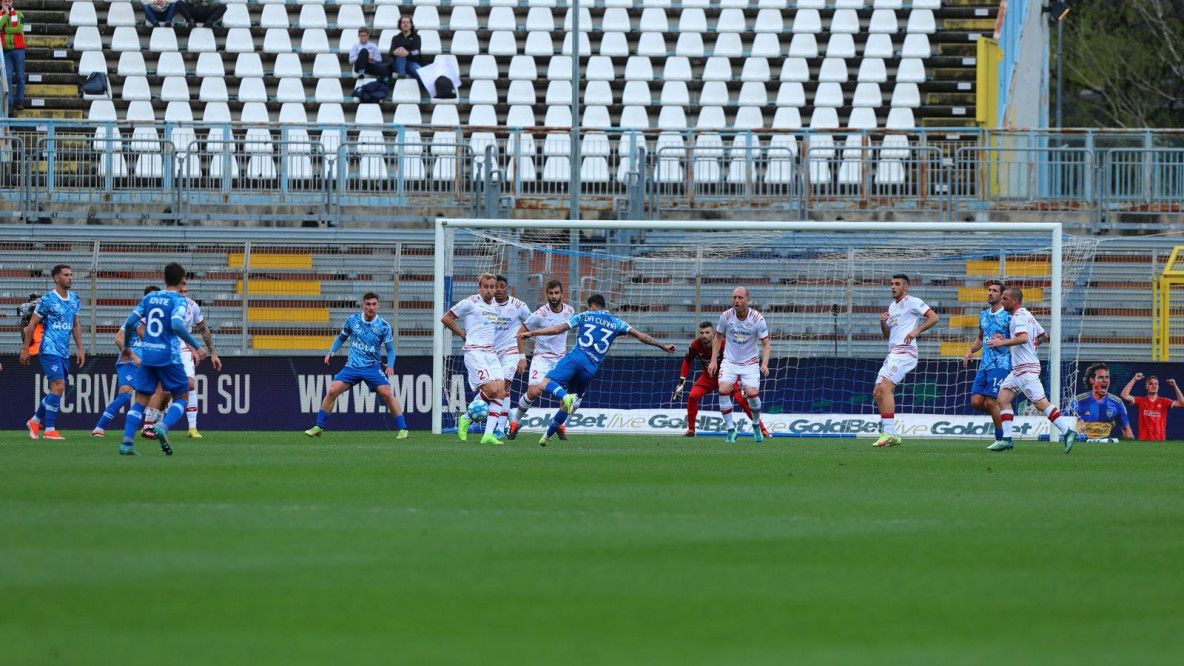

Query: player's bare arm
[
  {"left": 518, "top": 322, "right": 571, "bottom": 339},
  {"left": 628, "top": 329, "right": 677, "bottom": 353},
  {"left": 515, "top": 325, "right": 528, "bottom": 374},
  {"left": 196, "top": 319, "right": 222, "bottom": 371},
  {"left": 760, "top": 336, "right": 771, "bottom": 376},
  {"left": 708, "top": 331, "right": 724, "bottom": 377},
  {"left": 963, "top": 329, "right": 984, "bottom": 367},
  {"left": 72, "top": 316, "right": 86, "bottom": 366},
  {"left": 19, "top": 311, "right": 41, "bottom": 365},
  {"left": 903, "top": 309, "right": 940, "bottom": 345},
  {"left": 440, "top": 310, "right": 467, "bottom": 339},
  {"left": 1120, "top": 373, "right": 1143, "bottom": 404},
  {"left": 1168, "top": 378, "right": 1184, "bottom": 408},
  {"left": 879, "top": 311, "right": 890, "bottom": 339},
  {"left": 986, "top": 331, "right": 1027, "bottom": 348}
]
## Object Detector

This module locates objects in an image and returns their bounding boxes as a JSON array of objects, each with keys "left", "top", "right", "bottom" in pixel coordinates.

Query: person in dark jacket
[
  {"left": 387, "top": 16, "right": 422, "bottom": 81},
  {"left": 175, "top": 0, "right": 227, "bottom": 28}
]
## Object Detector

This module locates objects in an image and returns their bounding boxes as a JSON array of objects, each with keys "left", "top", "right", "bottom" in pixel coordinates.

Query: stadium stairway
[{"left": 13, "top": 0, "right": 83, "bottom": 120}]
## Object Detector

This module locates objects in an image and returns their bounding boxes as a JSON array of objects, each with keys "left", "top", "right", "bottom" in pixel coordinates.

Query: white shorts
[
  {"left": 876, "top": 352, "right": 918, "bottom": 387},
  {"left": 180, "top": 348, "right": 196, "bottom": 379},
  {"left": 498, "top": 353, "right": 521, "bottom": 381},
  {"left": 1000, "top": 370, "right": 1047, "bottom": 403},
  {"left": 719, "top": 361, "right": 760, "bottom": 392},
  {"left": 464, "top": 349, "right": 504, "bottom": 391},
  {"left": 528, "top": 356, "right": 559, "bottom": 385}
]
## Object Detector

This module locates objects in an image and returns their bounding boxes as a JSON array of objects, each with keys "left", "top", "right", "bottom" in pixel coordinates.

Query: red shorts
[{"left": 693, "top": 372, "right": 719, "bottom": 391}]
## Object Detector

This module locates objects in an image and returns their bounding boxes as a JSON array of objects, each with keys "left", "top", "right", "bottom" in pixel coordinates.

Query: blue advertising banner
[{"left": 1, "top": 356, "right": 1180, "bottom": 439}]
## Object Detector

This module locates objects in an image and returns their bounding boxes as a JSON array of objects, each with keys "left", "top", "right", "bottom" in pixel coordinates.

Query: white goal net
[{"left": 432, "top": 221, "right": 1097, "bottom": 440}]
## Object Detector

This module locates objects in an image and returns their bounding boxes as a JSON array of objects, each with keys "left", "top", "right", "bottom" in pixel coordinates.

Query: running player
[
  {"left": 91, "top": 286, "right": 156, "bottom": 436},
  {"left": 440, "top": 272, "right": 505, "bottom": 445},
  {"left": 708, "top": 287, "right": 771, "bottom": 444},
  {"left": 673, "top": 320, "right": 769, "bottom": 438},
  {"left": 304, "top": 292, "right": 408, "bottom": 439},
  {"left": 492, "top": 275, "right": 531, "bottom": 438},
  {"left": 516, "top": 293, "right": 677, "bottom": 446},
  {"left": 507, "top": 279, "right": 573, "bottom": 440},
  {"left": 20, "top": 264, "right": 84, "bottom": 441},
  {"left": 985, "top": 286, "right": 1077, "bottom": 453},
  {"left": 116, "top": 262, "right": 207, "bottom": 456},
  {"left": 872, "top": 274, "right": 940, "bottom": 447}
]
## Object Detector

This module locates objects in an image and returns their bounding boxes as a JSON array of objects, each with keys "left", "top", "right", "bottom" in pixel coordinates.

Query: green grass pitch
[{"left": 2, "top": 431, "right": 1183, "bottom": 665}]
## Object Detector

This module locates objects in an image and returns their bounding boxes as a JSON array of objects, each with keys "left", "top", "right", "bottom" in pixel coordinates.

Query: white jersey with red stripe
[
  {"left": 525, "top": 302, "right": 575, "bottom": 359},
  {"left": 1008, "top": 307, "right": 1044, "bottom": 373},
  {"left": 716, "top": 307, "right": 769, "bottom": 365},
  {"left": 179, "top": 297, "right": 203, "bottom": 359},
  {"left": 449, "top": 294, "right": 500, "bottom": 352},
  {"left": 884, "top": 295, "right": 932, "bottom": 356},
  {"left": 494, "top": 296, "right": 532, "bottom": 356}
]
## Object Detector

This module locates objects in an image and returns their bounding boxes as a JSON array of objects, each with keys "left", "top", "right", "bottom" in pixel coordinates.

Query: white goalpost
[{"left": 432, "top": 219, "right": 1095, "bottom": 439}]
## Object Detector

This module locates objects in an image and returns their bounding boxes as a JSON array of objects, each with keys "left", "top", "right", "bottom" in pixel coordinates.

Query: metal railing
[{"left": 805, "top": 140, "right": 948, "bottom": 216}]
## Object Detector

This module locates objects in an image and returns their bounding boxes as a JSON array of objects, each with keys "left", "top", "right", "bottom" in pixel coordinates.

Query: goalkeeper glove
[{"left": 671, "top": 379, "right": 686, "bottom": 402}]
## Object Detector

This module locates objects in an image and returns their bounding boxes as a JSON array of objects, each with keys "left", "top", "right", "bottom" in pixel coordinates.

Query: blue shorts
[
  {"left": 546, "top": 354, "right": 596, "bottom": 395},
  {"left": 39, "top": 354, "right": 69, "bottom": 384},
  {"left": 972, "top": 367, "right": 1010, "bottom": 399},
  {"left": 334, "top": 364, "right": 389, "bottom": 391},
  {"left": 116, "top": 361, "right": 139, "bottom": 389},
  {"left": 135, "top": 363, "right": 189, "bottom": 396}
]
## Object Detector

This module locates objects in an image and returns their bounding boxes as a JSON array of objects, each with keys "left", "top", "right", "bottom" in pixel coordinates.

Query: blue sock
[
  {"left": 34, "top": 396, "right": 47, "bottom": 422},
  {"left": 96, "top": 393, "right": 132, "bottom": 430},
  {"left": 161, "top": 399, "right": 187, "bottom": 431},
  {"left": 122, "top": 403, "right": 145, "bottom": 444},
  {"left": 544, "top": 381, "right": 568, "bottom": 400},
  {"left": 995, "top": 427, "right": 1004, "bottom": 441},
  {"left": 546, "top": 410, "right": 569, "bottom": 438},
  {"left": 43, "top": 393, "right": 61, "bottom": 431},
  {"left": 394, "top": 414, "right": 406, "bottom": 430},
  {"left": 316, "top": 408, "right": 329, "bottom": 428}
]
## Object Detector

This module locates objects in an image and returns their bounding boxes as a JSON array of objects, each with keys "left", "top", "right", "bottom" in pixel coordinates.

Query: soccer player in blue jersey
[
  {"left": 304, "top": 292, "right": 409, "bottom": 439},
  {"left": 19, "top": 264, "right": 84, "bottom": 441},
  {"left": 1070, "top": 363, "right": 1134, "bottom": 442},
  {"left": 516, "top": 293, "right": 676, "bottom": 446},
  {"left": 91, "top": 285, "right": 158, "bottom": 437},
  {"left": 963, "top": 281, "right": 1011, "bottom": 446},
  {"left": 116, "top": 263, "right": 207, "bottom": 456}
]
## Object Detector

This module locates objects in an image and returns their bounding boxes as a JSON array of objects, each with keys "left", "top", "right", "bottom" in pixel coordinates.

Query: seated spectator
[
  {"left": 1, "top": 0, "right": 26, "bottom": 113},
  {"left": 175, "top": 0, "right": 226, "bottom": 29},
  {"left": 141, "top": 0, "right": 177, "bottom": 27},
  {"left": 387, "top": 17, "right": 422, "bottom": 81},
  {"left": 1120, "top": 373, "right": 1184, "bottom": 441},
  {"left": 349, "top": 28, "right": 387, "bottom": 79},
  {"left": 1070, "top": 363, "right": 1133, "bottom": 442}
]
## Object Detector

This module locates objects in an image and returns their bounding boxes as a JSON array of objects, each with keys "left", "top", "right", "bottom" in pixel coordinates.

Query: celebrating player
[
  {"left": 872, "top": 274, "right": 940, "bottom": 447},
  {"left": 507, "top": 279, "right": 574, "bottom": 440},
  {"left": 1120, "top": 373, "right": 1184, "bottom": 441},
  {"left": 1069, "top": 363, "right": 1133, "bottom": 442},
  {"left": 985, "top": 286, "right": 1077, "bottom": 453},
  {"left": 20, "top": 264, "right": 84, "bottom": 441},
  {"left": 517, "top": 293, "right": 677, "bottom": 446},
  {"left": 493, "top": 275, "right": 531, "bottom": 438},
  {"left": 116, "top": 262, "right": 207, "bottom": 456},
  {"left": 672, "top": 321, "right": 769, "bottom": 438},
  {"left": 91, "top": 286, "right": 156, "bottom": 437},
  {"left": 304, "top": 292, "right": 408, "bottom": 439},
  {"left": 441, "top": 272, "right": 505, "bottom": 445},
  {"left": 962, "top": 280, "right": 1011, "bottom": 446}
]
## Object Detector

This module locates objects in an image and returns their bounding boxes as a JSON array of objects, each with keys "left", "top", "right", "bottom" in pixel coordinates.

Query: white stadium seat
[
  {"left": 73, "top": 27, "right": 103, "bottom": 51},
  {"left": 69, "top": 2, "right": 98, "bottom": 27},
  {"left": 196, "top": 53, "right": 225, "bottom": 78},
  {"left": 117, "top": 52, "right": 146, "bottom": 76}
]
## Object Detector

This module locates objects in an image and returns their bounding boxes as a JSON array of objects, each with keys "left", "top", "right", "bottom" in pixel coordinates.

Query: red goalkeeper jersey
[{"left": 680, "top": 337, "right": 725, "bottom": 379}]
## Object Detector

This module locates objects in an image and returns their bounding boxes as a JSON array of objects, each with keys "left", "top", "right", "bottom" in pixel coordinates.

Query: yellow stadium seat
[
  {"left": 940, "top": 341, "right": 973, "bottom": 357},
  {"left": 957, "top": 287, "right": 1042, "bottom": 303},
  {"left": 948, "top": 314, "right": 979, "bottom": 329},
  {"left": 235, "top": 280, "right": 321, "bottom": 296},
  {"left": 964, "top": 259, "right": 1050, "bottom": 276},
  {"left": 228, "top": 253, "right": 313, "bottom": 269},
  {"left": 248, "top": 308, "right": 329, "bottom": 323},
  {"left": 251, "top": 335, "right": 336, "bottom": 350}
]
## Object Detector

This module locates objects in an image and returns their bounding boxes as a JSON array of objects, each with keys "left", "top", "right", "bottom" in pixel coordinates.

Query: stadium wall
[
  {"left": 998, "top": 0, "right": 1051, "bottom": 129},
  {"left": 2, "top": 357, "right": 1172, "bottom": 440}
]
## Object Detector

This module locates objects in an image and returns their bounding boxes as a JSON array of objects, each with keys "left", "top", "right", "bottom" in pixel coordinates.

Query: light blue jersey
[
  {"left": 130, "top": 291, "right": 190, "bottom": 367},
  {"left": 979, "top": 306, "right": 1012, "bottom": 372},
  {"left": 567, "top": 310, "right": 632, "bottom": 370},
  {"left": 339, "top": 313, "right": 394, "bottom": 368},
  {"left": 117, "top": 311, "right": 145, "bottom": 367},
  {"left": 35, "top": 290, "right": 81, "bottom": 358}
]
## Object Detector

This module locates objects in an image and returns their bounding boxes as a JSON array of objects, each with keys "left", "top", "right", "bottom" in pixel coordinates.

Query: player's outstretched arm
[
  {"left": 518, "top": 322, "right": 571, "bottom": 339},
  {"left": 985, "top": 331, "right": 1027, "bottom": 349},
  {"left": 628, "top": 328, "right": 676, "bottom": 353},
  {"left": 1169, "top": 378, "right": 1184, "bottom": 408},
  {"left": 1120, "top": 374, "right": 1142, "bottom": 404}
]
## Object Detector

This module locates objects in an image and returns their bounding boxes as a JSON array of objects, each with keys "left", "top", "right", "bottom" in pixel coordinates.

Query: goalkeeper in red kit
[{"left": 672, "top": 321, "right": 770, "bottom": 438}]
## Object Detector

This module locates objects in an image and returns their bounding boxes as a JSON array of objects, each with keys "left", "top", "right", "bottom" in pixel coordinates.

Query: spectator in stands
[
  {"left": 1120, "top": 373, "right": 1184, "bottom": 441},
  {"left": 1070, "top": 362, "right": 1134, "bottom": 441},
  {"left": 140, "top": 0, "right": 177, "bottom": 27},
  {"left": 349, "top": 28, "right": 387, "bottom": 79},
  {"left": 387, "top": 17, "right": 423, "bottom": 82},
  {"left": 175, "top": 0, "right": 226, "bottom": 29},
  {"left": 0, "top": 0, "right": 26, "bottom": 113}
]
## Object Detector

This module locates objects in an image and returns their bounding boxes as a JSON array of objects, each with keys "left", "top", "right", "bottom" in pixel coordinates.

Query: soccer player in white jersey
[
  {"left": 507, "top": 279, "right": 574, "bottom": 440},
  {"left": 440, "top": 272, "right": 506, "bottom": 445},
  {"left": 872, "top": 274, "right": 940, "bottom": 447},
  {"left": 492, "top": 275, "right": 532, "bottom": 438},
  {"left": 707, "top": 287, "right": 771, "bottom": 443},
  {"left": 985, "top": 286, "right": 1078, "bottom": 453}
]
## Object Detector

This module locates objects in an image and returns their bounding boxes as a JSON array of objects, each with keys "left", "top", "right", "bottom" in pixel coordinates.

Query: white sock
[
  {"left": 496, "top": 398, "right": 509, "bottom": 432},
  {"left": 719, "top": 394, "right": 735, "bottom": 429},
  {"left": 186, "top": 405, "right": 198, "bottom": 429},
  {"left": 1043, "top": 404, "right": 1074, "bottom": 434},
  {"left": 484, "top": 401, "right": 500, "bottom": 436},
  {"left": 881, "top": 414, "right": 896, "bottom": 436},
  {"left": 513, "top": 395, "right": 534, "bottom": 424},
  {"left": 1001, "top": 409, "right": 1014, "bottom": 439}
]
